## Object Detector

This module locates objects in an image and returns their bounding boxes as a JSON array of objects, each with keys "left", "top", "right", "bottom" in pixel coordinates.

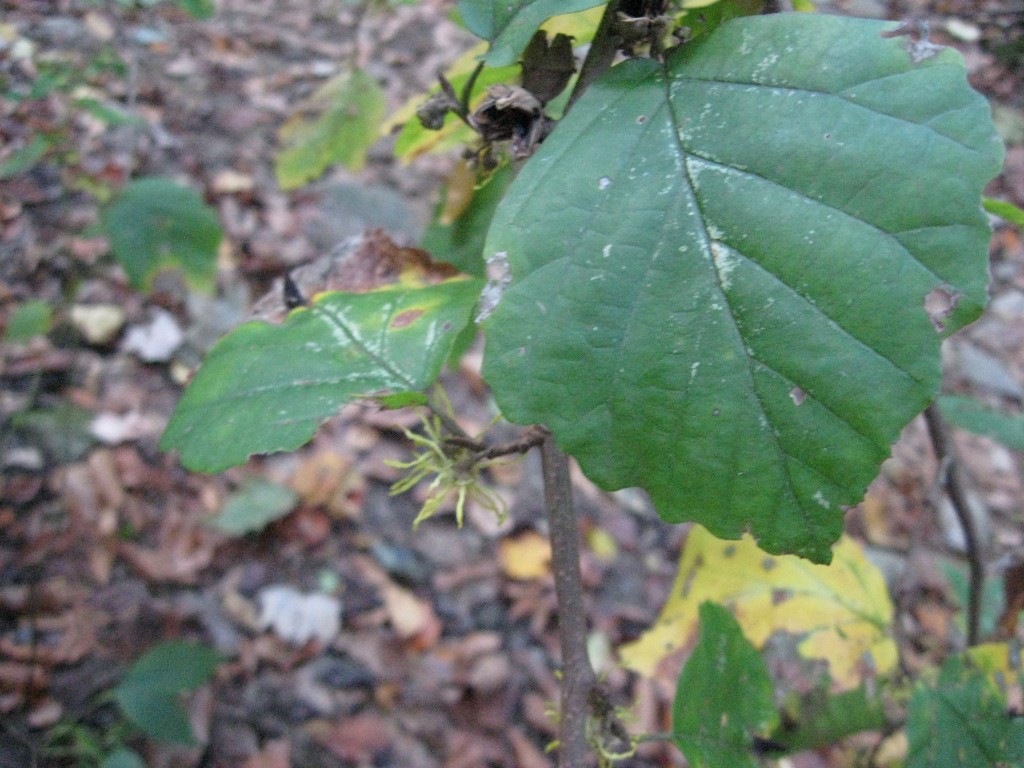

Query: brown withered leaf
[
  {"left": 521, "top": 31, "right": 575, "bottom": 105},
  {"left": 117, "top": 507, "right": 218, "bottom": 584},
  {"left": 251, "top": 229, "right": 459, "bottom": 322},
  {"left": 0, "top": 604, "right": 107, "bottom": 665}
]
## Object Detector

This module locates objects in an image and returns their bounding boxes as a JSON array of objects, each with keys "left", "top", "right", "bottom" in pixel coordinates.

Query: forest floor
[{"left": 2, "top": 1, "right": 1024, "bottom": 766}]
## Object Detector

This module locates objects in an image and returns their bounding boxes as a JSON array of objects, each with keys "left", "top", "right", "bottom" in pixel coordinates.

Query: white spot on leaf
[{"left": 476, "top": 251, "right": 512, "bottom": 323}]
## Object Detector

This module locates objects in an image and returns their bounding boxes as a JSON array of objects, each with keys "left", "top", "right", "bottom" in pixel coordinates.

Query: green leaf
[
  {"left": 74, "top": 98, "right": 146, "bottom": 127},
  {"left": 938, "top": 394, "right": 1024, "bottom": 451},
  {"left": 0, "top": 134, "right": 50, "bottom": 179},
  {"left": 482, "top": 14, "right": 1003, "bottom": 561},
  {"left": 907, "top": 655, "right": 1023, "bottom": 768},
  {"left": 673, "top": 602, "right": 777, "bottom": 768},
  {"left": 175, "top": 0, "right": 215, "bottom": 19},
  {"left": 11, "top": 402, "right": 95, "bottom": 464},
  {"left": 113, "top": 640, "right": 221, "bottom": 745},
  {"left": 102, "top": 177, "right": 222, "bottom": 292},
  {"left": 275, "top": 67, "right": 386, "bottom": 189},
  {"left": 421, "top": 164, "right": 515, "bottom": 278},
  {"left": 984, "top": 197, "right": 1024, "bottom": 228},
  {"left": 162, "top": 278, "right": 482, "bottom": 472},
  {"left": 206, "top": 478, "right": 298, "bottom": 535},
  {"left": 4, "top": 299, "right": 52, "bottom": 342},
  {"left": 457, "top": 0, "right": 605, "bottom": 65},
  {"left": 772, "top": 682, "right": 887, "bottom": 752},
  {"left": 100, "top": 747, "right": 147, "bottom": 768}
]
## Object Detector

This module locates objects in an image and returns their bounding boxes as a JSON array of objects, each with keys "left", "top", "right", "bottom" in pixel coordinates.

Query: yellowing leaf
[
  {"left": 275, "top": 67, "right": 385, "bottom": 189},
  {"left": 499, "top": 530, "right": 552, "bottom": 580},
  {"left": 619, "top": 525, "right": 896, "bottom": 690}
]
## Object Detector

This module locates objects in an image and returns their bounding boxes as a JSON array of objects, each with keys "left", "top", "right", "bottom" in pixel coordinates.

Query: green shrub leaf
[
  {"left": 482, "top": 14, "right": 1003, "bottom": 561},
  {"left": 907, "top": 655, "right": 1024, "bottom": 768},
  {"left": 4, "top": 299, "right": 52, "bottom": 342},
  {"left": 113, "top": 640, "right": 221, "bottom": 745},
  {"left": 938, "top": 394, "right": 1024, "bottom": 452},
  {"left": 275, "top": 67, "right": 386, "bottom": 189},
  {"left": 206, "top": 478, "right": 299, "bottom": 535},
  {"left": 673, "top": 602, "right": 777, "bottom": 767},
  {"left": 162, "top": 278, "right": 483, "bottom": 472},
  {"left": 457, "top": 0, "right": 604, "bottom": 65},
  {"left": 102, "top": 177, "right": 221, "bottom": 292},
  {"left": 421, "top": 164, "right": 515, "bottom": 278}
]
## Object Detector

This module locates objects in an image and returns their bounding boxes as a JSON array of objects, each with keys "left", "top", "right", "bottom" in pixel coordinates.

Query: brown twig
[
  {"left": 566, "top": 0, "right": 622, "bottom": 113},
  {"left": 923, "top": 403, "right": 985, "bottom": 645},
  {"left": 540, "top": 436, "right": 597, "bottom": 766}
]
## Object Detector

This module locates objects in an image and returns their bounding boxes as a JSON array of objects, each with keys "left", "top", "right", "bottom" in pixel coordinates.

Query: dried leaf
[{"left": 498, "top": 530, "right": 552, "bottom": 580}]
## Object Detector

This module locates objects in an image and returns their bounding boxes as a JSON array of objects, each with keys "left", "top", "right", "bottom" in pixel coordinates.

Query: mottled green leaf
[
  {"left": 102, "top": 177, "right": 221, "bottom": 292},
  {"left": 907, "top": 655, "right": 1024, "bottom": 768},
  {"left": 162, "top": 278, "right": 482, "bottom": 472},
  {"left": 275, "top": 67, "right": 386, "bottom": 189},
  {"left": 673, "top": 602, "right": 777, "bottom": 767},
  {"left": 482, "top": 14, "right": 1003, "bottom": 561}
]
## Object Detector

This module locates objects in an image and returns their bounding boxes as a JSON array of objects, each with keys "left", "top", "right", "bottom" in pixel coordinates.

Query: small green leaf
[
  {"left": 102, "top": 177, "right": 221, "bottom": 292},
  {"left": 11, "top": 402, "right": 95, "bottom": 464},
  {"left": 457, "top": 0, "right": 604, "bottom": 65},
  {"left": 938, "top": 394, "right": 1024, "bottom": 451},
  {"left": 0, "top": 134, "right": 50, "bottom": 179},
  {"left": 907, "top": 655, "right": 1023, "bottom": 768},
  {"left": 482, "top": 13, "right": 1004, "bottom": 561},
  {"left": 984, "top": 197, "right": 1024, "bottom": 228},
  {"left": 113, "top": 641, "right": 222, "bottom": 745},
  {"left": 162, "top": 278, "right": 483, "bottom": 472},
  {"left": 673, "top": 602, "right": 777, "bottom": 768},
  {"left": 74, "top": 98, "right": 146, "bottom": 127},
  {"left": 206, "top": 479, "right": 298, "bottom": 535},
  {"left": 772, "top": 682, "right": 887, "bottom": 752},
  {"left": 4, "top": 299, "right": 52, "bottom": 342},
  {"left": 275, "top": 68, "right": 386, "bottom": 189},
  {"left": 175, "top": 0, "right": 215, "bottom": 19},
  {"left": 100, "top": 747, "right": 147, "bottom": 768}
]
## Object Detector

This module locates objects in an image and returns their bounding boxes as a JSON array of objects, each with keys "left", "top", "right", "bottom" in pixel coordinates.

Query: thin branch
[
  {"left": 566, "top": 0, "right": 622, "bottom": 113},
  {"left": 923, "top": 403, "right": 985, "bottom": 646},
  {"left": 473, "top": 425, "right": 548, "bottom": 461},
  {"left": 540, "top": 436, "right": 597, "bottom": 766}
]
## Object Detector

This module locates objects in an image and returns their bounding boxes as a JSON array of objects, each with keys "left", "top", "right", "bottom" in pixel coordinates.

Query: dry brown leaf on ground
[
  {"left": 305, "top": 713, "right": 393, "bottom": 762},
  {"left": 0, "top": 603, "right": 107, "bottom": 665},
  {"left": 380, "top": 581, "right": 442, "bottom": 650},
  {"left": 117, "top": 506, "right": 218, "bottom": 583},
  {"left": 498, "top": 530, "right": 552, "bottom": 580},
  {"left": 507, "top": 726, "right": 553, "bottom": 768},
  {"left": 242, "top": 738, "right": 291, "bottom": 768}
]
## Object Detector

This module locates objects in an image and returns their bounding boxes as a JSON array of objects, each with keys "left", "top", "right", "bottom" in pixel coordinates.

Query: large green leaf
[
  {"left": 102, "top": 177, "right": 222, "bottom": 292},
  {"left": 113, "top": 641, "right": 221, "bottom": 745},
  {"left": 482, "top": 14, "right": 1003, "bottom": 561},
  {"left": 162, "top": 279, "right": 482, "bottom": 472},
  {"left": 673, "top": 602, "right": 777, "bottom": 767},
  {"left": 457, "top": 0, "right": 604, "bottom": 65}
]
